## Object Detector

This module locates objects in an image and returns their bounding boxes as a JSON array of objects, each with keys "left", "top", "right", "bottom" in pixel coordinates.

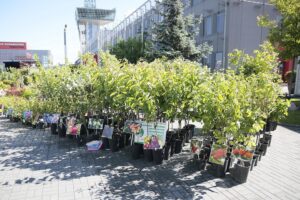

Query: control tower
[{"left": 76, "top": 0, "right": 115, "bottom": 54}]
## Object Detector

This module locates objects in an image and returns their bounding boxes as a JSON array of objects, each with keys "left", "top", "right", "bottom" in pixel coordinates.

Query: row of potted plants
[{"left": 0, "top": 42, "right": 289, "bottom": 179}]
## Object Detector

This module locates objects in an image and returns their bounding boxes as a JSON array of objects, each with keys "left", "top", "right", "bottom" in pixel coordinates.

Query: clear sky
[{"left": 0, "top": 0, "right": 146, "bottom": 65}]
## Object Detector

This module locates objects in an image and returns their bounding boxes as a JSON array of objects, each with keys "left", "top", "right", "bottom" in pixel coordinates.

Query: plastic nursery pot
[
  {"left": 102, "top": 138, "right": 110, "bottom": 150},
  {"left": 144, "top": 149, "right": 153, "bottom": 162},
  {"left": 259, "top": 141, "right": 268, "bottom": 156},
  {"left": 174, "top": 139, "right": 183, "bottom": 154},
  {"left": 207, "top": 158, "right": 229, "bottom": 178},
  {"left": 263, "top": 134, "right": 272, "bottom": 147},
  {"left": 131, "top": 143, "right": 143, "bottom": 160},
  {"left": 50, "top": 123, "right": 58, "bottom": 135},
  {"left": 153, "top": 149, "right": 163, "bottom": 165},
  {"left": 119, "top": 134, "right": 125, "bottom": 149},
  {"left": 271, "top": 121, "right": 278, "bottom": 131},
  {"left": 250, "top": 156, "right": 257, "bottom": 171},
  {"left": 231, "top": 163, "right": 250, "bottom": 184},
  {"left": 195, "top": 158, "right": 207, "bottom": 171},
  {"left": 58, "top": 124, "right": 67, "bottom": 137},
  {"left": 163, "top": 144, "right": 171, "bottom": 160},
  {"left": 124, "top": 134, "right": 131, "bottom": 146},
  {"left": 109, "top": 134, "right": 120, "bottom": 152}
]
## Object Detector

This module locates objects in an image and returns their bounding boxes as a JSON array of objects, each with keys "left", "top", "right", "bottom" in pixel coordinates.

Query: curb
[{"left": 278, "top": 123, "right": 300, "bottom": 128}]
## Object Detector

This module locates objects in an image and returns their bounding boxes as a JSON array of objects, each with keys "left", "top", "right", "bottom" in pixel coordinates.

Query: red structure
[
  {"left": 0, "top": 42, "right": 27, "bottom": 50},
  {"left": 281, "top": 59, "right": 294, "bottom": 81}
]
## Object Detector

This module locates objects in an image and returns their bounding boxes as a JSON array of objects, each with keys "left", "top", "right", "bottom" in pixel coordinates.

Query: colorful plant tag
[
  {"left": 88, "top": 118, "right": 104, "bottom": 130},
  {"left": 209, "top": 144, "right": 228, "bottom": 165}
]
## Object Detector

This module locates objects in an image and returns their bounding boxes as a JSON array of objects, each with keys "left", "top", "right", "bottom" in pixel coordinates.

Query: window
[
  {"left": 215, "top": 52, "right": 223, "bottom": 70},
  {"left": 204, "top": 16, "right": 212, "bottom": 36},
  {"left": 217, "top": 12, "right": 225, "bottom": 33}
]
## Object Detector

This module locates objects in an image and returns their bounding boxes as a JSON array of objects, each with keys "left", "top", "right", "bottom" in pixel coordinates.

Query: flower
[
  {"left": 129, "top": 123, "right": 141, "bottom": 134},
  {"left": 212, "top": 149, "right": 226, "bottom": 160},
  {"left": 232, "top": 149, "right": 240, "bottom": 155}
]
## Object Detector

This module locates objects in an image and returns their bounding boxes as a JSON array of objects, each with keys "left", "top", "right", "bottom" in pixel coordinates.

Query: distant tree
[
  {"left": 109, "top": 37, "right": 145, "bottom": 64},
  {"left": 146, "top": 0, "right": 212, "bottom": 61},
  {"left": 258, "top": 0, "right": 300, "bottom": 59}
]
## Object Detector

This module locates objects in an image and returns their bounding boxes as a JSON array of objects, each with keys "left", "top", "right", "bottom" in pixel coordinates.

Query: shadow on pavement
[{"left": 0, "top": 119, "right": 238, "bottom": 199}]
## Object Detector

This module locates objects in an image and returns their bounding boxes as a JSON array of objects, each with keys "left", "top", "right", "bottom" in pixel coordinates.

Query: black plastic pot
[
  {"left": 123, "top": 134, "right": 131, "bottom": 146},
  {"left": 259, "top": 142, "right": 268, "bottom": 156},
  {"left": 163, "top": 144, "right": 171, "bottom": 160},
  {"left": 271, "top": 121, "right": 278, "bottom": 131},
  {"left": 109, "top": 134, "right": 120, "bottom": 152},
  {"left": 251, "top": 156, "right": 257, "bottom": 170},
  {"left": 170, "top": 139, "right": 176, "bottom": 157},
  {"left": 153, "top": 149, "right": 163, "bottom": 165},
  {"left": 119, "top": 134, "right": 125, "bottom": 149},
  {"left": 102, "top": 138, "right": 110, "bottom": 149},
  {"left": 144, "top": 149, "right": 153, "bottom": 162},
  {"left": 197, "top": 159, "right": 207, "bottom": 170},
  {"left": 207, "top": 159, "right": 229, "bottom": 178},
  {"left": 264, "top": 121, "right": 272, "bottom": 132},
  {"left": 76, "top": 136, "right": 86, "bottom": 146},
  {"left": 174, "top": 139, "right": 183, "bottom": 154},
  {"left": 131, "top": 143, "right": 143, "bottom": 159},
  {"left": 58, "top": 124, "right": 67, "bottom": 137},
  {"left": 231, "top": 163, "right": 250, "bottom": 184},
  {"left": 50, "top": 123, "right": 58, "bottom": 135},
  {"left": 263, "top": 134, "right": 272, "bottom": 147}
]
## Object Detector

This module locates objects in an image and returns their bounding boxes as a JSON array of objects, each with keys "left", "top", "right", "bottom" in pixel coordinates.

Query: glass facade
[
  {"left": 204, "top": 16, "right": 212, "bottom": 36},
  {"left": 217, "top": 11, "right": 225, "bottom": 33}
]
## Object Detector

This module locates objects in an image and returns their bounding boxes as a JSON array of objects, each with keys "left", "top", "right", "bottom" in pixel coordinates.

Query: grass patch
[{"left": 280, "top": 110, "right": 300, "bottom": 125}]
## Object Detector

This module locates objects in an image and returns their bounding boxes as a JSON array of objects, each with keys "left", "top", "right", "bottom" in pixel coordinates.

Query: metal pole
[{"left": 64, "top": 24, "right": 68, "bottom": 65}]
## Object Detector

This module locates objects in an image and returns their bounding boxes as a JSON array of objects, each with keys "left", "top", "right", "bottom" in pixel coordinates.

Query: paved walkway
[{"left": 0, "top": 119, "right": 300, "bottom": 200}]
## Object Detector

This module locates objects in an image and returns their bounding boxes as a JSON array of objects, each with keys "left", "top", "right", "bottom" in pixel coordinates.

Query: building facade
[
  {"left": 98, "top": 0, "right": 279, "bottom": 69},
  {"left": 0, "top": 42, "right": 52, "bottom": 69}
]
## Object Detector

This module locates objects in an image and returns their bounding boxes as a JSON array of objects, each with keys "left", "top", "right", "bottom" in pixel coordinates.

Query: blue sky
[{"left": 0, "top": 0, "right": 146, "bottom": 64}]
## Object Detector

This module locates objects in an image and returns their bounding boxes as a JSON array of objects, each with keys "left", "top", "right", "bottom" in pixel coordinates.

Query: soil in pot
[
  {"left": 144, "top": 149, "right": 153, "bottom": 162},
  {"left": 131, "top": 143, "right": 143, "bottom": 159},
  {"left": 153, "top": 149, "right": 163, "bottom": 165},
  {"left": 163, "top": 144, "right": 171, "bottom": 160},
  {"left": 231, "top": 163, "right": 250, "bottom": 184},
  {"left": 174, "top": 139, "right": 183, "bottom": 154}
]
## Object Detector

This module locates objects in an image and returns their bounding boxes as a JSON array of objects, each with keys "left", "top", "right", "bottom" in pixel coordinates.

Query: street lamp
[{"left": 64, "top": 24, "right": 68, "bottom": 65}]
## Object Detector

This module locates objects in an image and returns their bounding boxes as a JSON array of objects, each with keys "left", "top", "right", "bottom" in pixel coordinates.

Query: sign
[
  {"left": 66, "top": 117, "right": 81, "bottom": 135},
  {"left": 209, "top": 144, "right": 227, "bottom": 165},
  {"left": 123, "top": 120, "right": 167, "bottom": 149},
  {"left": 0, "top": 42, "right": 26, "bottom": 50},
  {"left": 191, "top": 137, "right": 203, "bottom": 155},
  {"left": 143, "top": 122, "right": 167, "bottom": 149},
  {"left": 102, "top": 125, "right": 114, "bottom": 139},
  {"left": 88, "top": 118, "right": 104, "bottom": 130}
]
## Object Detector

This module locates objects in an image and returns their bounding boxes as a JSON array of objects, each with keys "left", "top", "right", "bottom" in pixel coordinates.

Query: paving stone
[{"left": 1, "top": 119, "right": 300, "bottom": 199}]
